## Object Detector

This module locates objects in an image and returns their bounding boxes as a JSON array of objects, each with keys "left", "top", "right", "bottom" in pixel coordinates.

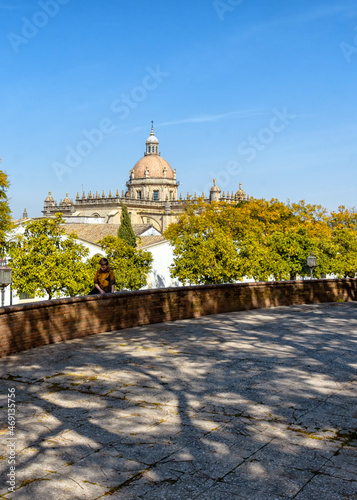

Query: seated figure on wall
[{"left": 88, "top": 258, "right": 116, "bottom": 295}]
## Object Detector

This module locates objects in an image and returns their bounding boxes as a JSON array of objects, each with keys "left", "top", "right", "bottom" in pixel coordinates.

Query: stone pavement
[{"left": 0, "top": 303, "right": 356, "bottom": 500}]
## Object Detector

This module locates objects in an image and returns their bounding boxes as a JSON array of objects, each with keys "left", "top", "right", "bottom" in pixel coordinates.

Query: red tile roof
[
  {"left": 61, "top": 224, "right": 165, "bottom": 248},
  {"left": 61, "top": 224, "right": 119, "bottom": 245}
]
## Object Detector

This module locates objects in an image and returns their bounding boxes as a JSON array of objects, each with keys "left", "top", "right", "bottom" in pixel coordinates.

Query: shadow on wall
[
  {"left": 150, "top": 270, "right": 180, "bottom": 288},
  {"left": 152, "top": 271, "right": 166, "bottom": 288}
]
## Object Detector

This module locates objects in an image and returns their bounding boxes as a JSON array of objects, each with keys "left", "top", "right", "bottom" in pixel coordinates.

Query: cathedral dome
[{"left": 133, "top": 155, "right": 174, "bottom": 179}]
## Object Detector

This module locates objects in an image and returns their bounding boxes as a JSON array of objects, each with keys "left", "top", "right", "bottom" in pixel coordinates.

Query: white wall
[
  {"left": 139, "top": 226, "right": 161, "bottom": 236},
  {"left": 63, "top": 216, "right": 106, "bottom": 224},
  {"left": 144, "top": 240, "right": 181, "bottom": 289}
]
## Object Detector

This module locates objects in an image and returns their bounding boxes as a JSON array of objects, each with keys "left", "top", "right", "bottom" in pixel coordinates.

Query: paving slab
[{"left": 0, "top": 302, "right": 356, "bottom": 499}]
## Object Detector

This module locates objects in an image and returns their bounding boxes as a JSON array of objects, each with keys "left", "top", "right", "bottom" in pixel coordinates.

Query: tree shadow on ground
[{"left": 0, "top": 303, "right": 356, "bottom": 499}]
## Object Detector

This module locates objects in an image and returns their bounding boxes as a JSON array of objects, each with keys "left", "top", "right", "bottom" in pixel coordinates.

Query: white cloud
[
  {"left": 238, "top": 4, "right": 355, "bottom": 41},
  {"left": 289, "top": 4, "right": 355, "bottom": 24},
  {"left": 158, "top": 109, "right": 265, "bottom": 128}
]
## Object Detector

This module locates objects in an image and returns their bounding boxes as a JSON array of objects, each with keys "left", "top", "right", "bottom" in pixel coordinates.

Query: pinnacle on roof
[{"left": 210, "top": 178, "right": 221, "bottom": 192}]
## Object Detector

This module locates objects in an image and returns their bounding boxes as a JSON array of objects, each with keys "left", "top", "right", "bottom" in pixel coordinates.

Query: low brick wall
[{"left": 0, "top": 278, "right": 356, "bottom": 358}]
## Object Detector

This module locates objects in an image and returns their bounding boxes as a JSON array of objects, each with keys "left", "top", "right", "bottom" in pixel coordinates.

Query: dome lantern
[{"left": 145, "top": 121, "right": 159, "bottom": 156}]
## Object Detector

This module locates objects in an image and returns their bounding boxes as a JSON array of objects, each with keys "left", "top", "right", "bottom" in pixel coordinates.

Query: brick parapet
[{"left": 1, "top": 279, "right": 356, "bottom": 357}]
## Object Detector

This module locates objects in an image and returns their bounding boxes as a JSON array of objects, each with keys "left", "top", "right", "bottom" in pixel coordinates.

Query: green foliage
[
  {"left": 82, "top": 253, "right": 103, "bottom": 294},
  {"left": 168, "top": 226, "right": 241, "bottom": 285},
  {"left": 97, "top": 236, "right": 153, "bottom": 290},
  {"left": 117, "top": 201, "right": 137, "bottom": 247},
  {"left": 164, "top": 203, "right": 243, "bottom": 285},
  {"left": 164, "top": 198, "right": 357, "bottom": 284},
  {"left": 9, "top": 214, "right": 90, "bottom": 299},
  {"left": 328, "top": 206, "right": 357, "bottom": 277},
  {"left": 0, "top": 169, "right": 12, "bottom": 255}
]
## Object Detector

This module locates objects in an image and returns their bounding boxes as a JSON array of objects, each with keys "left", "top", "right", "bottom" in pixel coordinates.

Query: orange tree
[
  {"left": 9, "top": 214, "right": 90, "bottom": 299},
  {"left": 164, "top": 199, "right": 243, "bottom": 285},
  {"left": 328, "top": 206, "right": 357, "bottom": 277},
  {"left": 164, "top": 198, "right": 337, "bottom": 284}
]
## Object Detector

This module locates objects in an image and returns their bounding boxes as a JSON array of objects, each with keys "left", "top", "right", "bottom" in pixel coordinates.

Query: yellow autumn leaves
[{"left": 164, "top": 198, "right": 357, "bottom": 284}]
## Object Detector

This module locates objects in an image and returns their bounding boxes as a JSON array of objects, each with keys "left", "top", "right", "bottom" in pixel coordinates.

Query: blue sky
[{"left": 1, "top": 0, "right": 357, "bottom": 218}]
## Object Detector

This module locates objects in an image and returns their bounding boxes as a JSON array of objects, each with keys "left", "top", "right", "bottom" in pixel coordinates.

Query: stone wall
[{"left": 1, "top": 279, "right": 356, "bottom": 358}]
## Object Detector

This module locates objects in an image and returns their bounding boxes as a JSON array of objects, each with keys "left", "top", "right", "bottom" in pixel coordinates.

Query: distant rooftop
[{"left": 61, "top": 223, "right": 164, "bottom": 248}]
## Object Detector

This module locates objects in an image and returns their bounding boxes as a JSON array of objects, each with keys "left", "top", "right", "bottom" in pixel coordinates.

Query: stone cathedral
[{"left": 43, "top": 124, "right": 248, "bottom": 233}]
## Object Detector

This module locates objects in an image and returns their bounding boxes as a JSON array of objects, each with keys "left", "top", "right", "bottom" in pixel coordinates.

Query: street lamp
[
  {"left": 0, "top": 257, "right": 12, "bottom": 306},
  {"left": 307, "top": 252, "right": 317, "bottom": 280}
]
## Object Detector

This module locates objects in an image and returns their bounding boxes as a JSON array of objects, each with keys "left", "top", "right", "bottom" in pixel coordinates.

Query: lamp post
[
  {"left": 307, "top": 252, "right": 317, "bottom": 280},
  {"left": 0, "top": 257, "right": 12, "bottom": 306}
]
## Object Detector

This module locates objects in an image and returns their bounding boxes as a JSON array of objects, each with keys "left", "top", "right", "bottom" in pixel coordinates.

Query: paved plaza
[{"left": 0, "top": 302, "right": 356, "bottom": 499}]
